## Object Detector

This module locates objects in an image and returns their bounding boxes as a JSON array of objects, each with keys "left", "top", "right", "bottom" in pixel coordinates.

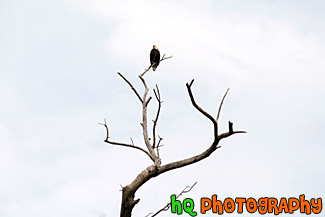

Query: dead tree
[{"left": 100, "top": 57, "right": 246, "bottom": 217}]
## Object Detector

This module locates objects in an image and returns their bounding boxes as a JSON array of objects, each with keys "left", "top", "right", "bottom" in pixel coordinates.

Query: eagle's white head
[{"left": 153, "top": 45, "right": 157, "bottom": 49}]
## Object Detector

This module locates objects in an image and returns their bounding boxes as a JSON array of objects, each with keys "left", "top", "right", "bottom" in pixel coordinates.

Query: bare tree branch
[
  {"left": 118, "top": 72, "right": 143, "bottom": 103},
  {"left": 138, "top": 76, "right": 157, "bottom": 161},
  {"left": 152, "top": 85, "right": 162, "bottom": 149},
  {"left": 99, "top": 120, "right": 155, "bottom": 162},
  {"left": 157, "top": 81, "right": 245, "bottom": 175},
  {"left": 98, "top": 118, "right": 109, "bottom": 141},
  {"left": 140, "top": 63, "right": 154, "bottom": 77},
  {"left": 216, "top": 88, "right": 230, "bottom": 121},
  {"left": 186, "top": 79, "right": 218, "bottom": 137},
  {"left": 105, "top": 140, "right": 152, "bottom": 159},
  {"left": 146, "top": 182, "right": 197, "bottom": 217},
  {"left": 160, "top": 54, "right": 173, "bottom": 61}
]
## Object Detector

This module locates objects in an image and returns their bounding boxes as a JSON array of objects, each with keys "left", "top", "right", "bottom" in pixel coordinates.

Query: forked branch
[
  {"left": 218, "top": 121, "right": 246, "bottom": 140},
  {"left": 186, "top": 79, "right": 218, "bottom": 137},
  {"left": 157, "top": 79, "right": 246, "bottom": 175}
]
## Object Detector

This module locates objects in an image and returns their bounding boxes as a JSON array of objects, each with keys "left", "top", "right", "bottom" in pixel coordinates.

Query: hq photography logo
[{"left": 170, "top": 194, "right": 322, "bottom": 216}]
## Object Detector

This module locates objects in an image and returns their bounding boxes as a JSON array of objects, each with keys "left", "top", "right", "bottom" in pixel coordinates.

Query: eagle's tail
[{"left": 152, "top": 66, "right": 156, "bottom": 71}]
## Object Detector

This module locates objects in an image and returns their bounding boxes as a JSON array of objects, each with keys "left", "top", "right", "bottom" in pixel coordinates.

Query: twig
[
  {"left": 147, "top": 182, "right": 197, "bottom": 217},
  {"left": 216, "top": 88, "right": 230, "bottom": 121},
  {"left": 161, "top": 54, "right": 173, "bottom": 61},
  {"left": 98, "top": 118, "right": 109, "bottom": 141},
  {"left": 130, "top": 137, "right": 134, "bottom": 146},
  {"left": 217, "top": 121, "right": 247, "bottom": 140},
  {"left": 157, "top": 136, "right": 163, "bottom": 148},
  {"left": 156, "top": 136, "right": 163, "bottom": 158}
]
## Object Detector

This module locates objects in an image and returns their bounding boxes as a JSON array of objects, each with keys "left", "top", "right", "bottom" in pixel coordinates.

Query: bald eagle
[{"left": 150, "top": 45, "right": 160, "bottom": 71}]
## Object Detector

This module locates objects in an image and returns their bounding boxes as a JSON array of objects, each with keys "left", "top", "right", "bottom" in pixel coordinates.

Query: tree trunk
[{"left": 120, "top": 186, "right": 137, "bottom": 217}]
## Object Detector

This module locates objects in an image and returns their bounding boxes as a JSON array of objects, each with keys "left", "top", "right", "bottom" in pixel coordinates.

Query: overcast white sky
[{"left": 0, "top": 0, "right": 324, "bottom": 216}]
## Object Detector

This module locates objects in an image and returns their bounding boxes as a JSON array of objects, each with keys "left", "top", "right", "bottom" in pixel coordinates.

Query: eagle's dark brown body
[{"left": 150, "top": 46, "right": 160, "bottom": 71}]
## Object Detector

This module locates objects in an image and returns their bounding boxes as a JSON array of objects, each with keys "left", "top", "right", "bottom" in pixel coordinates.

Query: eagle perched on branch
[{"left": 150, "top": 45, "right": 160, "bottom": 71}]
